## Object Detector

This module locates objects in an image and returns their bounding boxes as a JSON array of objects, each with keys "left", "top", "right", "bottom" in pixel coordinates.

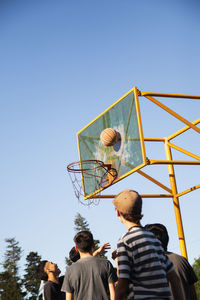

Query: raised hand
[{"left": 93, "top": 243, "right": 111, "bottom": 256}]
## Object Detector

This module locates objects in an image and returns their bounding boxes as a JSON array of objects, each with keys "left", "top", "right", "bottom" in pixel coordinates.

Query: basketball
[{"left": 100, "top": 128, "right": 119, "bottom": 146}]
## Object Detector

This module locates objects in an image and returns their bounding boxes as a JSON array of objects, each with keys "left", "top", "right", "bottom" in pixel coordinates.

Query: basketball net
[{"left": 67, "top": 160, "right": 117, "bottom": 206}]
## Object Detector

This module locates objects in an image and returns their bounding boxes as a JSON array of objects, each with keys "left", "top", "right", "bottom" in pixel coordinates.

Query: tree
[
  {"left": 74, "top": 213, "right": 90, "bottom": 232},
  {"left": 0, "top": 238, "right": 24, "bottom": 300},
  {"left": 74, "top": 213, "right": 100, "bottom": 247},
  {"left": 22, "top": 251, "right": 42, "bottom": 300},
  {"left": 65, "top": 213, "right": 105, "bottom": 266},
  {"left": 192, "top": 257, "right": 200, "bottom": 299}
]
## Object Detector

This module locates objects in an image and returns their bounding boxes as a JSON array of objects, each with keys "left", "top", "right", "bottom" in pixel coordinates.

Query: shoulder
[
  {"left": 167, "top": 252, "right": 196, "bottom": 271},
  {"left": 87, "top": 256, "right": 113, "bottom": 267},
  {"left": 168, "top": 252, "right": 190, "bottom": 266},
  {"left": 65, "top": 257, "right": 97, "bottom": 270},
  {"left": 98, "top": 258, "right": 114, "bottom": 267},
  {"left": 44, "top": 280, "right": 54, "bottom": 288},
  {"left": 118, "top": 226, "right": 157, "bottom": 245},
  {"left": 86, "top": 257, "right": 115, "bottom": 270},
  {"left": 44, "top": 281, "right": 58, "bottom": 296},
  {"left": 64, "top": 262, "right": 78, "bottom": 275},
  {"left": 167, "top": 252, "right": 198, "bottom": 283}
]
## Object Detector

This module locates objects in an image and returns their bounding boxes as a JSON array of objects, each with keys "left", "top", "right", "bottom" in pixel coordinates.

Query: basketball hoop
[{"left": 67, "top": 160, "right": 117, "bottom": 205}]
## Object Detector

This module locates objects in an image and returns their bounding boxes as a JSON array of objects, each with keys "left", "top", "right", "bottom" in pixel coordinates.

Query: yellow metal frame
[{"left": 92, "top": 87, "right": 200, "bottom": 259}]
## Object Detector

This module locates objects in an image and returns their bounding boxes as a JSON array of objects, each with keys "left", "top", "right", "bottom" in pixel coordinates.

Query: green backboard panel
[{"left": 77, "top": 89, "right": 145, "bottom": 198}]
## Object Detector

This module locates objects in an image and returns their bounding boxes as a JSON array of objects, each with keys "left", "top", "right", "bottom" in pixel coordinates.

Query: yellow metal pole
[
  {"left": 150, "top": 160, "right": 200, "bottom": 165},
  {"left": 144, "top": 138, "right": 165, "bottom": 142},
  {"left": 167, "top": 142, "right": 200, "bottom": 161},
  {"left": 176, "top": 184, "right": 200, "bottom": 198},
  {"left": 137, "top": 169, "right": 172, "bottom": 193},
  {"left": 134, "top": 87, "right": 146, "bottom": 163},
  {"left": 164, "top": 138, "right": 188, "bottom": 259},
  {"left": 167, "top": 118, "right": 200, "bottom": 141},
  {"left": 140, "top": 91, "right": 200, "bottom": 99},
  {"left": 92, "top": 194, "right": 173, "bottom": 198},
  {"left": 145, "top": 96, "right": 200, "bottom": 134}
]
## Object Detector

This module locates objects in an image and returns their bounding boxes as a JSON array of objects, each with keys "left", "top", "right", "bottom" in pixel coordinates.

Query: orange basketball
[{"left": 100, "top": 128, "right": 118, "bottom": 146}]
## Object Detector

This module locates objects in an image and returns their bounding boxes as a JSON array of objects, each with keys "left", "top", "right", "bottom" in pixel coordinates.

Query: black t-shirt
[
  {"left": 167, "top": 252, "right": 198, "bottom": 300},
  {"left": 44, "top": 276, "right": 65, "bottom": 300}
]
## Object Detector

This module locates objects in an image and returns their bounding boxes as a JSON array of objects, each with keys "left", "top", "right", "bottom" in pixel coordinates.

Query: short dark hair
[
  {"left": 69, "top": 247, "right": 80, "bottom": 262},
  {"left": 38, "top": 260, "right": 48, "bottom": 281},
  {"left": 74, "top": 231, "right": 94, "bottom": 253},
  {"left": 145, "top": 223, "right": 169, "bottom": 251},
  {"left": 120, "top": 212, "right": 143, "bottom": 224}
]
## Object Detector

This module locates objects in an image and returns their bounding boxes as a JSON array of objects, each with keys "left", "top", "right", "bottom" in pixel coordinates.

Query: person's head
[
  {"left": 38, "top": 260, "right": 48, "bottom": 281},
  {"left": 112, "top": 189, "right": 143, "bottom": 224},
  {"left": 69, "top": 246, "right": 80, "bottom": 262},
  {"left": 74, "top": 231, "right": 94, "bottom": 253},
  {"left": 145, "top": 223, "right": 169, "bottom": 251},
  {"left": 38, "top": 260, "right": 61, "bottom": 281}
]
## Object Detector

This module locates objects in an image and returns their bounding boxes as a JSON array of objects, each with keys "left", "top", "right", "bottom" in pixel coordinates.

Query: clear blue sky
[{"left": 0, "top": 0, "right": 200, "bottom": 275}]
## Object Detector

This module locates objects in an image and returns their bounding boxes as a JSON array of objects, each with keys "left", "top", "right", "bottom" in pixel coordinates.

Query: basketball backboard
[{"left": 77, "top": 87, "right": 147, "bottom": 199}]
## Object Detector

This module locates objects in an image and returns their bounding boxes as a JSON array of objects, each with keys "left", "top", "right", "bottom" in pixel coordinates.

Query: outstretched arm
[{"left": 93, "top": 243, "right": 111, "bottom": 256}]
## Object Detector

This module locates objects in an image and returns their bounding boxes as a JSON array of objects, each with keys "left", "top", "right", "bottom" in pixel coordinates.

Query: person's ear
[
  {"left": 75, "top": 245, "right": 79, "bottom": 252},
  {"left": 44, "top": 262, "right": 49, "bottom": 274}
]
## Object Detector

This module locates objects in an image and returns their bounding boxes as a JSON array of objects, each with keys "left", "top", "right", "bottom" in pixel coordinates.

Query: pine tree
[
  {"left": 74, "top": 213, "right": 101, "bottom": 250},
  {"left": 192, "top": 257, "right": 200, "bottom": 299},
  {"left": 65, "top": 256, "right": 73, "bottom": 267},
  {"left": 74, "top": 213, "right": 90, "bottom": 232},
  {"left": 0, "top": 238, "right": 24, "bottom": 300},
  {"left": 22, "top": 251, "right": 42, "bottom": 299},
  {"left": 65, "top": 213, "right": 105, "bottom": 266}
]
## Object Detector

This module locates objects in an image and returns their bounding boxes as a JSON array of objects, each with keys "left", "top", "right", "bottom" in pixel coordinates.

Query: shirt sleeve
[
  {"left": 117, "top": 239, "right": 131, "bottom": 279},
  {"left": 61, "top": 270, "right": 74, "bottom": 293},
  {"left": 181, "top": 257, "right": 198, "bottom": 285},
  {"left": 107, "top": 261, "right": 118, "bottom": 283},
  {"left": 44, "top": 282, "right": 57, "bottom": 300},
  {"left": 164, "top": 253, "right": 174, "bottom": 274}
]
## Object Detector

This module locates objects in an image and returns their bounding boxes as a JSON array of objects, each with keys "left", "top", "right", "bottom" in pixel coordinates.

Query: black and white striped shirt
[{"left": 117, "top": 226, "right": 173, "bottom": 299}]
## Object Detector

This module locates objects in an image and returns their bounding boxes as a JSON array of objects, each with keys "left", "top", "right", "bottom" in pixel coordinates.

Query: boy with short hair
[
  {"left": 61, "top": 231, "right": 117, "bottom": 300},
  {"left": 38, "top": 260, "right": 65, "bottom": 300},
  {"left": 112, "top": 189, "right": 183, "bottom": 300}
]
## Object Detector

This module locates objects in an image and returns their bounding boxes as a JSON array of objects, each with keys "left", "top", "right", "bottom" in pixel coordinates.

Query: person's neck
[
  {"left": 123, "top": 220, "right": 141, "bottom": 231},
  {"left": 79, "top": 250, "right": 93, "bottom": 259},
  {"left": 48, "top": 273, "right": 59, "bottom": 284}
]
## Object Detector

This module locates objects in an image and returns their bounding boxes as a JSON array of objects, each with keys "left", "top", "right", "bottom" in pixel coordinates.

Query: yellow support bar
[
  {"left": 144, "top": 138, "right": 165, "bottom": 142},
  {"left": 137, "top": 169, "right": 172, "bottom": 193},
  {"left": 150, "top": 160, "right": 200, "bottom": 165},
  {"left": 168, "top": 142, "right": 200, "bottom": 161},
  {"left": 134, "top": 87, "right": 146, "bottom": 163},
  {"left": 165, "top": 139, "right": 188, "bottom": 259},
  {"left": 167, "top": 118, "right": 200, "bottom": 141},
  {"left": 140, "top": 91, "right": 200, "bottom": 99},
  {"left": 92, "top": 194, "right": 173, "bottom": 199},
  {"left": 144, "top": 95, "right": 200, "bottom": 134},
  {"left": 176, "top": 184, "right": 200, "bottom": 198}
]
